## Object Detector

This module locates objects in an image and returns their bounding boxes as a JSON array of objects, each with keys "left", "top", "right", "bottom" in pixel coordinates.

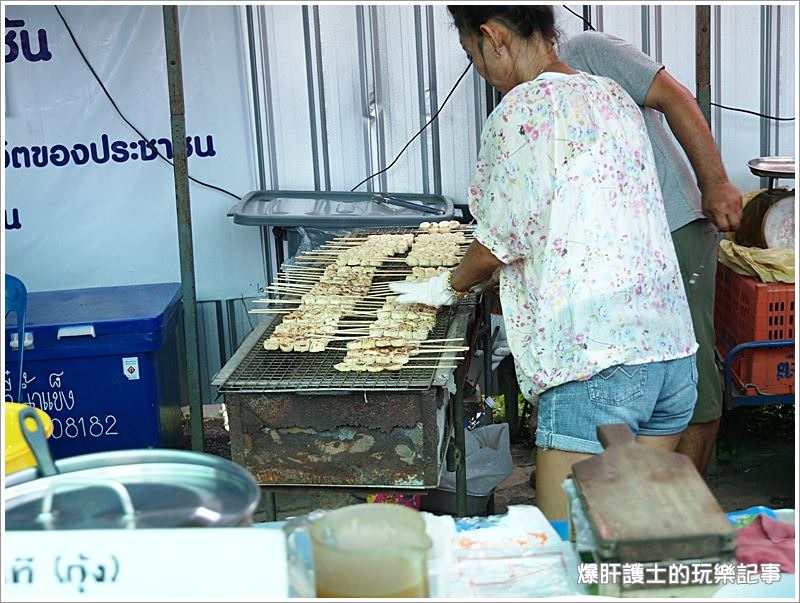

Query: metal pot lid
[
  {"left": 747, "top": 156, "right": 795, "bottom": 179},
  {"left": 4, "top": 449, "right": 260, "bottom": 530}
]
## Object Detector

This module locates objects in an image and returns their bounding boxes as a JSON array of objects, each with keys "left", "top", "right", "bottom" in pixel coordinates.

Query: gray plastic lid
[{"left": 228, "top": 190, "right": 456, "bottom": 227}]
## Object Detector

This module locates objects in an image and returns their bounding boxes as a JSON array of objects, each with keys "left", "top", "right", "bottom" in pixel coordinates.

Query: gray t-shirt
[{"left": 560, "top": 31, "right": 704, "bottom": 232}]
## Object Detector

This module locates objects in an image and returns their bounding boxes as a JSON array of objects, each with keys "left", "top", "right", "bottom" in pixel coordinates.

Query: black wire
[
  {"left": 711, "top": 102, "right": 794, "bottom": 122},
  {"left": 350, "top": 62, "right": 473, "bottom": 192},
  {"left": 561, "top": 6, "right": 796, "bottom": 123},
  {"left": 562, "top": 5, "right": 596, "bottom": 31},
  {"left": 54, "top": 6, "right": 242, "bottom": 202}
]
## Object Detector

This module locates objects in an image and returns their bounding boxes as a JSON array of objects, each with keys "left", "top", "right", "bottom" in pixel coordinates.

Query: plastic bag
[
  {"left": 437, "top": 423, "right": 513, "bottom": 496},
  {"left": 718, "top": 239, "right": 795, "bottom": 284}
]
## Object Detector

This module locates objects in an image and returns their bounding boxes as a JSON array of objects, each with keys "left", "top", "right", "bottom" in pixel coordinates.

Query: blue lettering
[
  {"left": 5, "top": 208, "right": 22, "bottom": 230},
  {"left": 191, "top": 134, "right": 216, "bottom": 158},
  {"left": 110, "top": 139, "right": 129, "bottom": 163},
  {"left": 776, "top": 361, "right": 794, "bottom": 381},
  {"left": 10, "top": 145, "right": 30, "bottom": 168},
  {"left": 49, "top": 144, "right": 69, "bottom": 167},
  {"left": 20, "top": 27, "right": 51, "bottom": 62},
  {"left": 5, "top": 18, "right": 24, "bottom": 63},
  {"left": 89, "top": 134, "right": 110, "bottom": 164},
  {"left": 137, "top": 138, "right": 159, "bottom": 161},
  {"left": 157, "top": 137, "right": 173, "bottom": 159},
  {"left": 5, "top": 18, "right": 52, "bottom": 63},
  {"left": 31, "top": 145, "right": 48, "bottom": 167},
  {"left": 70, "top": 143, "right": 90, "bottom": 165},
  {"left": 6, "top": 133, "right": 216, "bottom": 169}
]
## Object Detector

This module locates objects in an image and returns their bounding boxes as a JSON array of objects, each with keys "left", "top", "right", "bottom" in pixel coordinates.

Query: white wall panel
[
  {"left": 261, "top": 5, "right": 316, "bottom": 190},
  {"left": 315, "top": 5, "right": 368, "bottom": 190},
  {"left": 717, "top": 5, "right": 765, "bottom": 194},
  {"left": 599, "top": 5, "right": 643, "bottom": 51},
  {"left": 775, "top": 4, "right": 796, "bottom": 157},
  {"left": 373, "top": 5, "right": 426, "bottom": 193},
  {"left": 430, "top": 4, "right": 480, "bottom": 204},
  {"left": 660, "top": 5, "right": 696, "bottom": 91}
]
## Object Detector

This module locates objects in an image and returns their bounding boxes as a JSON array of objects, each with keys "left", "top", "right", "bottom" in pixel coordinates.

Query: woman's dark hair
[{"left": 447, "top": 5, "right": 556, "bottom": 44}]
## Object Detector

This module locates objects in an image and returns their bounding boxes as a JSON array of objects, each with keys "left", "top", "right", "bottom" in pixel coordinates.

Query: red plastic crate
[{"left": 714, "top": 263, "right": 794, "bottom": 396}]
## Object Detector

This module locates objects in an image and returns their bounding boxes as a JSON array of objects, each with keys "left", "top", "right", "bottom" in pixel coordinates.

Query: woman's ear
[{"left": 479, "top": 21, "right": 509, "bottom": 57}]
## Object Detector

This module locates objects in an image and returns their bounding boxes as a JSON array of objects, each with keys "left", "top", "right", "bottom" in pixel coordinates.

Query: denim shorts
[{"left": 535, "top": 355, "right": 698, "bottom": 454}]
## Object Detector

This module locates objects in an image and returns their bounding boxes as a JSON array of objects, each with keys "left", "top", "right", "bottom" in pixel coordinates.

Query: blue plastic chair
[{"left": 5, "top": 274, "right": 27, "bottom": 403}]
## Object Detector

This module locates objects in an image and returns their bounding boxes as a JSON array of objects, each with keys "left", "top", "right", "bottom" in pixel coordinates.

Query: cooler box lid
[{"left": 5, "top": 283, "right": 182, "bottom": 360}]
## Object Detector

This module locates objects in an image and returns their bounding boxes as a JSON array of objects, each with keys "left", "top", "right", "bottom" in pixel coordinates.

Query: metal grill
[
  {"left": 216, "top": 306, "right": 462, "bottom": 393},
  {"left": 215, "top": 225, "right": 476, "bottom": 393}
]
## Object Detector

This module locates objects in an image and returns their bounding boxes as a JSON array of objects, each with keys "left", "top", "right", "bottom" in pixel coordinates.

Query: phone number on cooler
[{"left": 50, "top": 415, "right": 119, "bottom": 439}]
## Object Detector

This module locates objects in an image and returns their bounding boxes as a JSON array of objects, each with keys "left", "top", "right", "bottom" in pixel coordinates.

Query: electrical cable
[
  {"left": 54, "top": 5, "right": 242, "bottom": 201},
  {"left": 58, "top": 4, "right": 794, "bottom": 201},
  {"left": 562, "top": 5, "right": 596, "bottom": 31},
  {"left": 350, "top": 62, "right": 473, "bottom": 192},
  {"left": 561, "top": 6, "right": 796, "bottom": 123},
  {"left": 711, "top": 102, "right": 794, "bottom": 122}
]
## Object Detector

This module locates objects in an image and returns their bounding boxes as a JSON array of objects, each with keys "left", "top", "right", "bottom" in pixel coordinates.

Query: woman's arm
[{"left": 450, "top": 239, "right": 504, "bottom": 292}]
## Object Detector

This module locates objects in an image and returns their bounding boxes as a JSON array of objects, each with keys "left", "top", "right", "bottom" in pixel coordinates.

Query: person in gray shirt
[{"left": 558, "top": 31, "right": 743, "bottom": 475}]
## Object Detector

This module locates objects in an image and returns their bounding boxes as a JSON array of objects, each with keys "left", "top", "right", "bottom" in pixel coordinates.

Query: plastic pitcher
[{"left": 285, "top": 503, "right": 432, "bottom": 598}]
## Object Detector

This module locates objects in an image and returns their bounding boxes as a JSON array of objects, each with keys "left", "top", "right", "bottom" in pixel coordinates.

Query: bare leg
[
  {"left": 636, "top": 432, "right": 683, "bottom": 452},
  {"left": 535, "top": 447, "right": 593, "bottom": 520},
  {"left": 676, "top": 419, "right": 721, "bottom": 474}
]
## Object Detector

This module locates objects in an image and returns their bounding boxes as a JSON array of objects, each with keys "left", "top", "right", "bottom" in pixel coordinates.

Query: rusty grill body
[{"left": 213, "top": 225, "right": 479, "bottom": 489}]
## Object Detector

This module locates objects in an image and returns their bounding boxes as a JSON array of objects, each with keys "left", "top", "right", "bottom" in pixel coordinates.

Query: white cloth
[{"left": 389, "top": 272, "right": 456, "bottom": 307}]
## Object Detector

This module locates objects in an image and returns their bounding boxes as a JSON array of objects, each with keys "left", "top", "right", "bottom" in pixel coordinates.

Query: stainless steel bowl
[{"left": 4, "top": 449, "right": 261, "bottom": 530}]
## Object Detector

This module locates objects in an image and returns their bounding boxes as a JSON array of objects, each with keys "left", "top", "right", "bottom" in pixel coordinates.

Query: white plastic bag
[{"left": 437, "top": 423, "right": 514, "bottom": 496}]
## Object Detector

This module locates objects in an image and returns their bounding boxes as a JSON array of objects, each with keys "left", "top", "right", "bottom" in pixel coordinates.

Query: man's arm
[{"left": 644, "top": 69, "right": 742, "bottom": 231}]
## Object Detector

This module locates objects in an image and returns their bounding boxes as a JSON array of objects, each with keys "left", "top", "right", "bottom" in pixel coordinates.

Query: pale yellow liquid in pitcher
[
  {"left": 317, "top": 579, "right": 429, "bottom": 599},
  {"left": 312, "top": 519, "right": 430, "bottom": 598}
]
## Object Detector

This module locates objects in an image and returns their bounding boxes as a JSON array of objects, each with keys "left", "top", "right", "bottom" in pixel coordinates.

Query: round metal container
[{"left": 4, "top": 449, "right": 260, "bottom": 530}]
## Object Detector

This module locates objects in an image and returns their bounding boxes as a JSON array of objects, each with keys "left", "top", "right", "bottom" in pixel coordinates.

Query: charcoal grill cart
[{"left": 215, "top": 190, "right": 483, "bottom": 520}]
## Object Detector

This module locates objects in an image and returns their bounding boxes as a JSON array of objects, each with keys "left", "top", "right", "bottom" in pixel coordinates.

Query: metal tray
[
  {"left": 229, "top": 190, "right": 456, "bottom": 227},
  {"left": 747, "top": 156, "right": 795, "bottom": 179}
]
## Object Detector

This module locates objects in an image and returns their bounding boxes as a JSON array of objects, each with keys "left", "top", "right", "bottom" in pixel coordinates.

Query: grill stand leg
[
  {"left": 258, "top": 488, "right": 277, "bottom": 522},
  {"left": 454, "top": 362, "right": 468, "bottom": 516}
]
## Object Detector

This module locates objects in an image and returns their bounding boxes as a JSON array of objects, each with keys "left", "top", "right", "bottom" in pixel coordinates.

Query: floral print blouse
[{"left": 468, "top": 71, "right": 697, "bottom": 398}]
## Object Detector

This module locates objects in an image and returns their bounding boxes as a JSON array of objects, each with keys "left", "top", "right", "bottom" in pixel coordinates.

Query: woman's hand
[{"left": 389, "top": 272, "right": 456, "bottom": 307}]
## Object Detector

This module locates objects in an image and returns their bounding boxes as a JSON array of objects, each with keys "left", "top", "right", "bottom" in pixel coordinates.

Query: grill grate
[
  {"left": 217, "top": 306, "right": 458, "bottom": 393},
  {"left": 217, "top": 225, "right": 475, "bottom": 393}
]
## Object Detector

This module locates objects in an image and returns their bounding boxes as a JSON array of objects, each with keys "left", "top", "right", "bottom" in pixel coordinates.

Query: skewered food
[{"left": 406, "top": 231, "right": 465, "bottom": 267}]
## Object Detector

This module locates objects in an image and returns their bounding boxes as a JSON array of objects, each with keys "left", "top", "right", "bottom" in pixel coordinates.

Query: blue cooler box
[{"left": 4, "top": 283, "right": 185, "bottom": 459}]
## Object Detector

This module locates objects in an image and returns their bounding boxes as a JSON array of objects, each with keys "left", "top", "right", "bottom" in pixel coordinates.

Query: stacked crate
[{"left": 714, "top": 263, "right": 794, "bottom": 396}]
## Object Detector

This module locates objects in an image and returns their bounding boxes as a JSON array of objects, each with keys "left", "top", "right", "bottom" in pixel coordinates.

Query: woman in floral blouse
[{"left": 391, "top": 6, "right": 698, "bottom": 520}]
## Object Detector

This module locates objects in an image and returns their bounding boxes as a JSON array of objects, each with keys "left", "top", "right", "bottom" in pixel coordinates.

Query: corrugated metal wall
[
  {"left": 201, "top": 3, "right": 796, "bottom": 406},
  {"left": 245, "top": 3, "right": 794, "bottom": 200}
]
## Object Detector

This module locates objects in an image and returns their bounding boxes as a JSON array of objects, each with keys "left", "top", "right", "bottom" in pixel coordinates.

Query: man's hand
[
  {"left": 700, "top": 180, "right": 742, "bottom": 232},
  {"left": 389, "top": 272, "right": 456, "bottom": 307}
]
